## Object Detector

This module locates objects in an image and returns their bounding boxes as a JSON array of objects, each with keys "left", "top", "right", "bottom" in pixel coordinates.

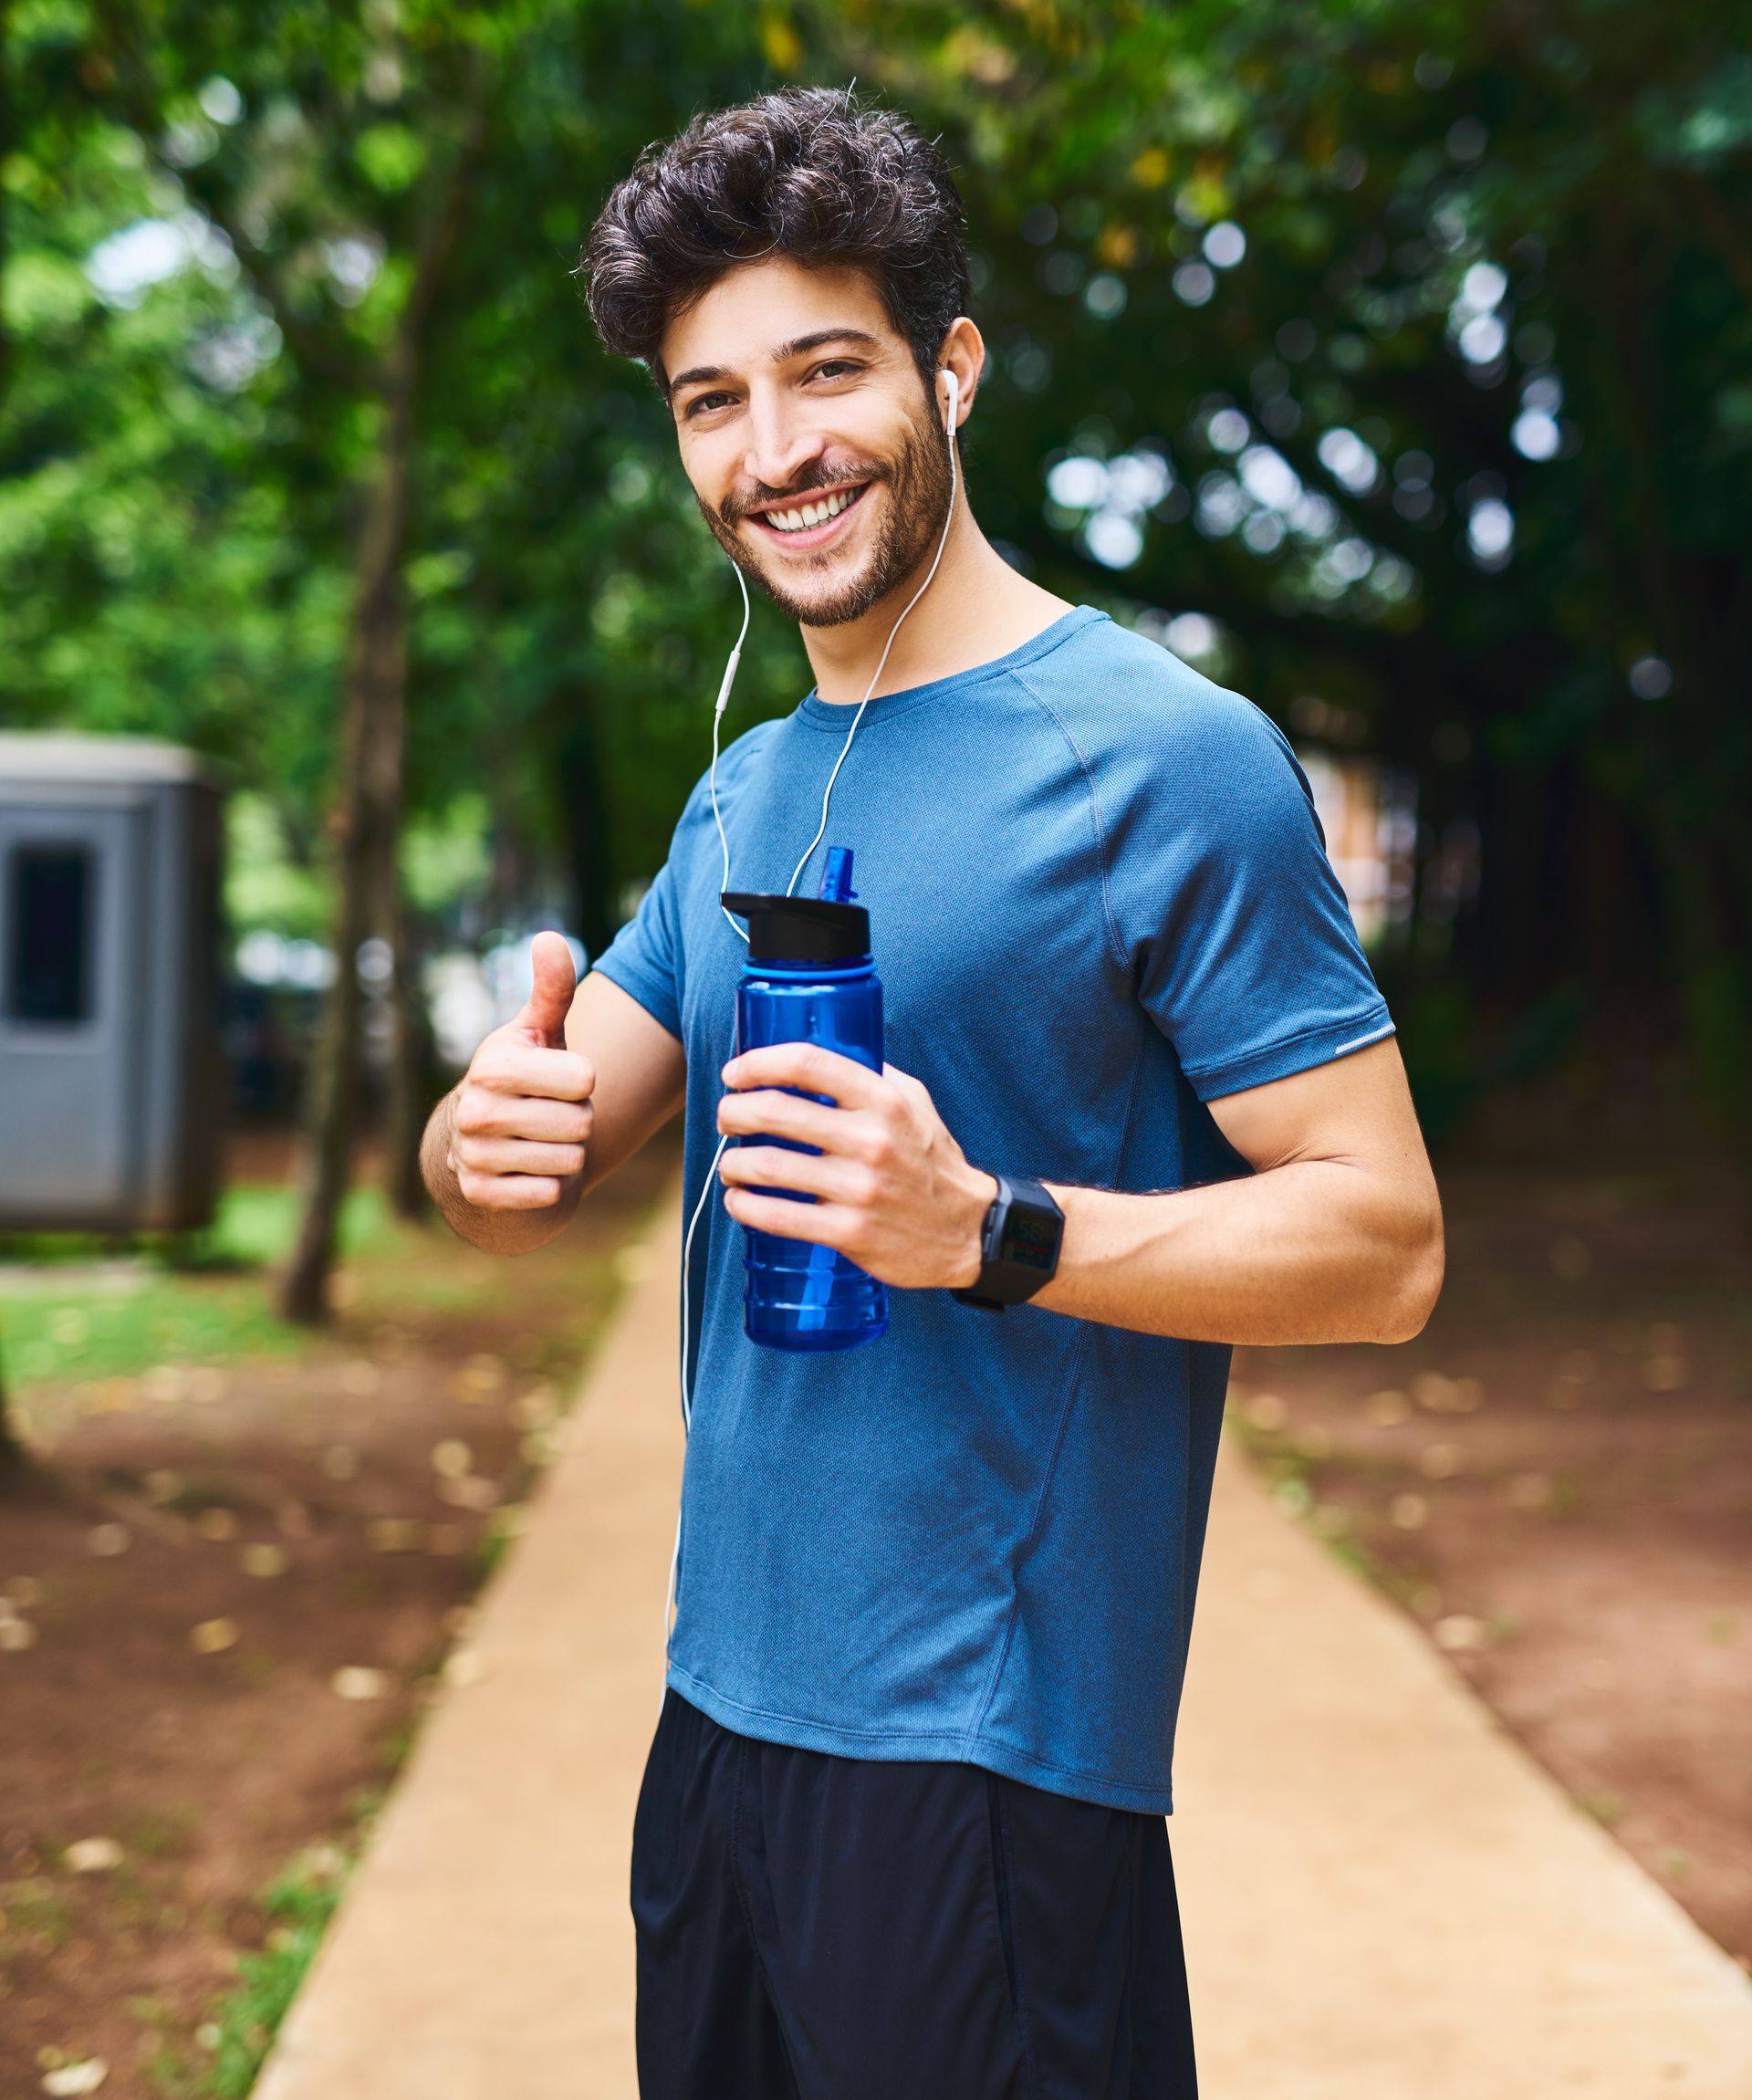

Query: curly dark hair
[{"left": 580, "top": 86, "right": 970, "bottom": 398}]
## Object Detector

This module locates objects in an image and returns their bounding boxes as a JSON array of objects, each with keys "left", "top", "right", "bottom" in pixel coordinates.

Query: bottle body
[{"left": 734, "top": 958, "right": 889, "bottom": 1353}]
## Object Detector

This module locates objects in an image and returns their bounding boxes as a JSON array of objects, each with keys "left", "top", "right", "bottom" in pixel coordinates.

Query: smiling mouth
[{"left": 744, "top": 481, "right": 871, "bottom": 544}]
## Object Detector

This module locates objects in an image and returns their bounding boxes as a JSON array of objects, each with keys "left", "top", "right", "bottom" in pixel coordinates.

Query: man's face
[{"left": 660, "top": 259, "right": 953, "bottom": 628}]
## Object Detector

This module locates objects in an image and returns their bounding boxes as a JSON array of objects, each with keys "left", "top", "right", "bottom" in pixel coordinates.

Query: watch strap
[{"left": 952, "top": 1173, "right": 1064, "bottom": 1311}]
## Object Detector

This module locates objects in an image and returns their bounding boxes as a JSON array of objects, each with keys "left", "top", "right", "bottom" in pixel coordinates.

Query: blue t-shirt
[{"left": 595, "top": 604, "right": 1392, "bottom": 1813}]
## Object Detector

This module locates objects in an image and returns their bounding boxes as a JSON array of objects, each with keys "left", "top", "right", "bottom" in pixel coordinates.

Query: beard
[{"left": 696, "top": 403, "right": 954, "bottom": 629}]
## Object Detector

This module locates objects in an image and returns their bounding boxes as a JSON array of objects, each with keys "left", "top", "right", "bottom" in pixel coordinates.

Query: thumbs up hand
[{"left": 450, "top": 933, "right": 596, "bottom": 1211}]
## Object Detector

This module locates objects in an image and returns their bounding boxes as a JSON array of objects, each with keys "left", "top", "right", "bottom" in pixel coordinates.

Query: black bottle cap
[{"left": 721, "top": 892, "right": 871, "bottom": 965}]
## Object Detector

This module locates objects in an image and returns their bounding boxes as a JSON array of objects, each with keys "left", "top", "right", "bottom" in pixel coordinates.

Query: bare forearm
[
  {"left": 1033, "top": 1162, "right": 1444, "bottom": 1346},
  {"left": 420, "top": 1089, "right": 580, "bottom": 1255}
]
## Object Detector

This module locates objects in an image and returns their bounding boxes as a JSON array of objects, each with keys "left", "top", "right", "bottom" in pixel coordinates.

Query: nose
[{"left": 741, "top": 384, "right": 829, "bottom": 496}]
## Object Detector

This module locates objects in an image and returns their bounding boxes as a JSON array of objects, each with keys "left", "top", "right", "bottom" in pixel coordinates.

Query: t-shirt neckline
[{"left": 793, "top": 603, "right": 1108, "bottom": 730}]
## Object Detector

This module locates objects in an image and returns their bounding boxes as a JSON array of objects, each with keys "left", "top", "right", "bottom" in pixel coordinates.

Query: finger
[
  {"left": 454, "top": 1135, "right": 587, "bottom": 1180},
  {"left": 474, "top": 1040, "right": 595, "bottom": 1103},
  {"left": 882, "top": 1062, "right": 931, "bottom": 1106},
  {"left": 721, "top": 1185, "right": 859, "bottom": 1249},
  {"left": 721, "top": 1042, "right": 885, "bottom": 1108},
  {"left": 510, "top": 932, "right": 578, "bottom": 1049},
  {"left": 715, "top": 1090, "right": 874, "bottom": 1153},
  {"left": 458, "top": 1090, "right": 593, "bottom": 1144},
  {"left": 457, "top": 1168, "right": 565, "bottom": 1211},
  {"left": 718, "top": 1144, "right": 871, "bottom": 1205}
]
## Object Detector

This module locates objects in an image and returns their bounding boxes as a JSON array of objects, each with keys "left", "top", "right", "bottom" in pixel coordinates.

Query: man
[{"left": 421, "top": 85, "right": 1443, "bottom": 2100}]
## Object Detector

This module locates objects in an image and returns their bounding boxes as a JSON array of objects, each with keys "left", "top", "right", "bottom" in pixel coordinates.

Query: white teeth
[{"left": 762, "top": 486, "right": 858, "bottom": 532}]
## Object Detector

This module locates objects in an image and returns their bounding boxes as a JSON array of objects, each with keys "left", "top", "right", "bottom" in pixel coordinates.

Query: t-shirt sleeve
[
  {"left": 592, "top": 840, "right": 688, "bottom": 1042},
  {"left": 1103, "top": 683, "right": 1394, "bottom": 1102}
]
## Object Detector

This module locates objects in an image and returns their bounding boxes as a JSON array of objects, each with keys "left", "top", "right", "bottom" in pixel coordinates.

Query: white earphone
[{"left": 663, "top": 363, "right": 965, "bottom": 1661}]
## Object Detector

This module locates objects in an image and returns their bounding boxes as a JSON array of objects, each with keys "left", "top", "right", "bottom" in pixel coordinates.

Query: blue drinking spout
[{"left": 819, "top": 846, "right": 857, "bottom": 904}]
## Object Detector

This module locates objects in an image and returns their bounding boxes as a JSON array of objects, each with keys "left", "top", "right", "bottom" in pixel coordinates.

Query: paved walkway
[{"left": 256, "top": 1191, "right": 1752, "bottom": 2098}]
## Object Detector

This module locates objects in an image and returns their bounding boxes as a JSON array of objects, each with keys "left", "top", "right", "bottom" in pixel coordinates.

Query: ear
[{"left": 933, "top": 318, "right": 985, "bottom": 433}]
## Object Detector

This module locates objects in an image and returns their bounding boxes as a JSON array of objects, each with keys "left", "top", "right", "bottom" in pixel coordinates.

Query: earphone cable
[
  {"left": 669, "top": 380, "right": 963, "bottom": 1666},
  {"left": 710, "top": 562, "right": 754, "bottom": 943},
  {"left": 783, "top": 401, "right": 961, "bottom": 900}
]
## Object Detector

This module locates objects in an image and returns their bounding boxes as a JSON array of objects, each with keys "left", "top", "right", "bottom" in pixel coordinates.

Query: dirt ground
[
  {"left": 4, "top": 1071, "right": 1748, "bottom": 2093},
  {"left": 1230, "top": 1073, "right": 1752, "bottom": 1969},
  {"left": 0, "top": 1129, "right": 678, "bottom": 2100}
]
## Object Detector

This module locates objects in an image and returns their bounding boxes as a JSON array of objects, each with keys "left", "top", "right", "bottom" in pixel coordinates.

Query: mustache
[{"left": 719, "top": 461, "right": 889, "bottom": 526}]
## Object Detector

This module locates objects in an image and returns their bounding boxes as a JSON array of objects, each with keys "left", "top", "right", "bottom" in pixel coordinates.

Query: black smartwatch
[{"left": 952, "top": 1174, "right": 1065, "bottom": 1311}]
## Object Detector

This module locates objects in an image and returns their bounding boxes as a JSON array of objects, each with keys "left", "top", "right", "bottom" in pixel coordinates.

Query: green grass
[
  {"left": 139, "top": 1841, "right": 360, "bottom": 2100},
  {"left": 0, "top": 1185, "right": 393, "bottom": 1389}
]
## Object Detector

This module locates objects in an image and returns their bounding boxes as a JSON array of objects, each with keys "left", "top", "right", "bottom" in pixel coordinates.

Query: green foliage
[{"left": 3, "top": 0, "right": 1747, "bottom": 1126}]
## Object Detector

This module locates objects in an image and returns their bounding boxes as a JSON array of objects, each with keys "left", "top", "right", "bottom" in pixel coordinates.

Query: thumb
[{"left": 513, "top": 932, "right": 578, "bottom": 1047}]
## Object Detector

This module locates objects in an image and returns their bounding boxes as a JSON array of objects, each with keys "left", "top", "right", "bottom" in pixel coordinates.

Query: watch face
[{"left": 1000, "top": 1207, "right": 1059, "bottom": 1271}]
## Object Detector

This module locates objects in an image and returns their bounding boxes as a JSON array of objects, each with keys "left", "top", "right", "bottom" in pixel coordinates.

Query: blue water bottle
[{"left": 721, "top": 847, "right": 889, "bottom": 1353}]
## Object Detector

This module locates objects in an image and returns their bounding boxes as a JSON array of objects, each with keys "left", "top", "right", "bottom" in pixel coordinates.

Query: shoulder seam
[{"left": 1009, "top": 667, "right": 1128, "bottom": 971}]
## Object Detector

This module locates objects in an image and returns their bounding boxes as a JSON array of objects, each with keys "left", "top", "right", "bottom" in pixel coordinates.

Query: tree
[{"left": 816, "top": 0, "right": 1751, "bottom": 1138}]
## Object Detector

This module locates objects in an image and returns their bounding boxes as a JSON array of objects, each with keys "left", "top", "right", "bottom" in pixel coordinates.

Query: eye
[
  {"left": 683, "top": 390, "right": 736, "bottom": 420},
  {"left": 809, "top": 359, "right": 862, "bottom": 382}
]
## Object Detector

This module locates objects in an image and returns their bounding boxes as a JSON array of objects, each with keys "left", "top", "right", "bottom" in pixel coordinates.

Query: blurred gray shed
[{"left": 0, "top": 734, "right": 224, "bottom": 1231}]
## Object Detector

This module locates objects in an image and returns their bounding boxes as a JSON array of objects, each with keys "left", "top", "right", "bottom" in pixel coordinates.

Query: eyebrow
[{"left": 667, "top": 328, "right": 885, "bottom": 397}]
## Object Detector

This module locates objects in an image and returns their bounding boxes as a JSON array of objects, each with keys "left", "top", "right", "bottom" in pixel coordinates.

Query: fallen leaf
[
  {"left": 436, "top": 1474, "right": 499, "bottom": 1511},
  {"left": 1641, "top": 1353, "right": 1688, "bottom": 1393},
  {"left": 1433, "top": 1613, "right": 1486, "bottom": 1652},
  {"left": 86, "top": 1523, "right": 130, "bottom": 1558},
  {"left": 1, "top": 1617, "right": 40, "bottom": 1650},
  {"left": 189, "top": 1618, "right": 239, "bottom": 1655},
  {"left": 42, "top": 2060, "right": 107, "bottom": 2096},
  {"left": 330, "top": 1665, "right": 390, "bottom": 1701},
  {"left": 1418, "top": 1442, "right": 1462, "bottom": 1480},
  {"left": 276, "top": 1500, "right": 313, "bottom": 1539},
  {"left": 511, "top": 1384, "right": 558, "bottom": 1428},
  {"left": 443, "top": 1646, "right": 486, "bottom": 1688},
  {"left": 431, "top": 1438, "right": 473, "bottom": 1479},
  {"left": 1389, "top": 1492, "right": 1428, "bottom": 1531},
  {"left": 241, "top": 1543, "right": 288, "bottom": 1579},
  {"left": 367, "top": 1518, "right": 424, "bottom": 1553},
  {"left": 193, "top": 1509, "right": 238, "bottom": 1542},
  {"left": 1366, "top": 1389, "right": 1410, "bottom": 1426},
  {"left": 63, "top": 1837, "right": 123, "bottom": 1875},
  {"left": 1412, "top": 1371, "right": 1455, "bottom": 1412}
]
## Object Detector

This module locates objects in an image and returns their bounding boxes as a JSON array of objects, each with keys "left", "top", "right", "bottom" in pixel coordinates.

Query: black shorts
[{"left": 631, "top": 1689, "right": 1198, "bottom": 2100}]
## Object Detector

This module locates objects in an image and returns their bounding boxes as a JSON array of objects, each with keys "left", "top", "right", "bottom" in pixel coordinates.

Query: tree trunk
[
  {"left": 0, "top": 3, "right": 26, "bottom": 1469},
  {"left": 280, "top": 361, "right": 414, "bottom": 1324},
  {"left": 0, "top": 1353, "right": 29, "bottom": 1481},
  {"left": 383, "top": 877, "right": 434, "bottom": 1222},
  {"left": 554, "top": 684, "right": 615, "bottom": 961}
]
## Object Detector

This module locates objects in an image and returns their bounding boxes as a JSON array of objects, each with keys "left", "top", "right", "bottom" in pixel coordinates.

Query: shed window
[{"left": 6, "top": 845, "right": 94, "bottom": 1024}]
